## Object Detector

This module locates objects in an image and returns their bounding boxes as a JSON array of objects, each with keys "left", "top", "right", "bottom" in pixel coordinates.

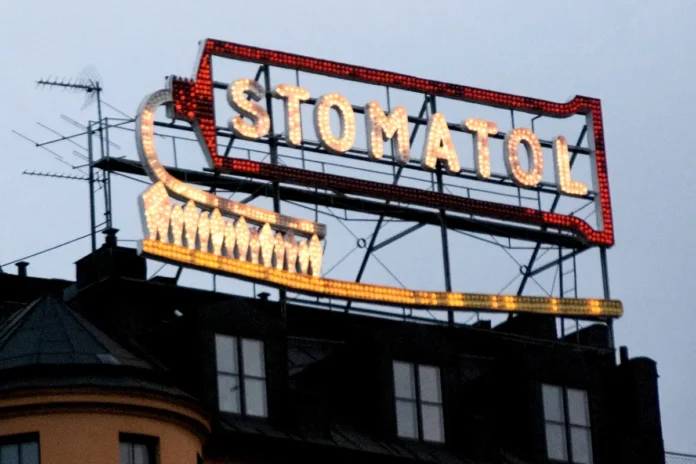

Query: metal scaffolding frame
[{"left": 15, "top": 61, "right": 616, "bottom": 346}]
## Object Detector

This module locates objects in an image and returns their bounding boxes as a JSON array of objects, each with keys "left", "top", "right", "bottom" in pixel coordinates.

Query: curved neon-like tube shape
[{"left": 135, "top": 88, "right": 326, "bottom": 238}]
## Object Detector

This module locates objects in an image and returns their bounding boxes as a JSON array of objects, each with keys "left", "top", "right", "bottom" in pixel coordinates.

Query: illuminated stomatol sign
[{"left": 134, "top": 38, "right": 622, "bottom": 319}]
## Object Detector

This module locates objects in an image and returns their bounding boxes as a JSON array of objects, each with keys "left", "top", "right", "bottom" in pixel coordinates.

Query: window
[
  {"left": 119, "top": 434, "right": 157, "bottom": 464},
  {"left": 0, "top": 434, "right": 39, "bottom": 464},
  {"left": 392, "top": 360, "right": 444, "bottom": 443},
  {"left": 542, "top": 384, "right": 593, "bottom": 464},
  {"left": 215, "top": 334, "right": 267, "bottom": 418}
]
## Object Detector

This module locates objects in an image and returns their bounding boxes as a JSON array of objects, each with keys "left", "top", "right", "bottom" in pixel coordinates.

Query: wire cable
[{"left": 1, "top": 226, "right": 106, "bottom": 268}]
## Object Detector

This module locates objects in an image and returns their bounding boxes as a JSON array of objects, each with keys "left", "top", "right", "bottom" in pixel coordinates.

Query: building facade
[{"left": 0, "top": 237, "right": 665, "bottom": 464}]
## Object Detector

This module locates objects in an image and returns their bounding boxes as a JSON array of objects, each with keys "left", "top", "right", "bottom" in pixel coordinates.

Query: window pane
[
  {"left": 571, "top": 426, "right": 593, "bottom": 464},
  {"left": 418, "top": 365, "right": 442, "bottom": 403},
  {"left": 421, "top": 404, "right": 445, "bottom": 443},
  {"left": 119, "top": 442, "right": 132, "bottom": 464},
  {"left": 215, "top": 334, "right": 238, "bottom": 374},
  {"left": 396, "top": 399, "right": 418, "bottom": 438},
  {"left": 545, "top": 423, "right": 568, "bottom": 461},
  {"left": 244, "top": 378, "right": 268, "bottom": 417},
  {"left": 1, "top": 444, "right": 20, "bottom": 464},
  {"left": 542, "top": 384, "right": 564, "bottom": 422},
  {"left": 242, "top": 339, "right": 265, "bottom": 378},
  {"left": 20, "top": 442, "right": 39, "bottom": 464},
  {"left": 393, "top": 361, "right": 415, "bottom": 399},
  {"left": 133, "top": 443, "right": 150, "bottom": 464},
  {"left": 217, "top": 373, "right": 240, "bottom": 413},
  {"left": 568, "top": 389, "right": 590, "bottom": 426}
]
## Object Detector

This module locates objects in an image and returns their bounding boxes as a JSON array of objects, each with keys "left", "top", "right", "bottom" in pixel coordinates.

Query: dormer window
[
  {"left": 392, "top": 360, "right": 445, "bottom": 443},
  {"left": 215, "top": 334, "right": 267, "bottom": 418},
  {"left": 542, "top": 384, "right": 593, "bottom": 464}
]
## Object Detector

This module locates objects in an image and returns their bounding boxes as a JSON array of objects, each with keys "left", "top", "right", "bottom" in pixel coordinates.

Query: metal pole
[
  {"left": 87, "top": 123, "right": 96, "bottom": 253},
  {"left": 599, "top": 247, "right": 611, "bottom": 299},
  {"left": 559, "top": 246, "right": 565, "bottom": 339},
  {"left": 428, "top": 95, "right": 454, "bottom": 325},
  {"left": 437, "top": 168, "right": 453, "bottom": 326},
  {"left": 263, "top": 64, "right": 287, "bottom": 316},
  {"left": 263, "top": 65, "right": 280, "bottom": 213},
  {"left": 599, "top": 247, "right": 615, "bottom": 349},
  {"left": 172, "top": 138, "right": 178, "bottom": 168},
  {"left": 95, "top": 85, "right": 106, "bottom": 163},
  {"left": 103, "top": 118, "right": 113, "bottom": 229},
  {"left": 346, "top": 96, "right": 430, "bottom": 314},
  {"left": 517, "top": 126, "right": 588, "bottom": 295}
]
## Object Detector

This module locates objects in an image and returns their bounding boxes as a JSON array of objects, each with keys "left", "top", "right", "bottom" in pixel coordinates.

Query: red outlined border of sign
[{"left": 166, "top": 39, "right": 613, "bottom": 247}]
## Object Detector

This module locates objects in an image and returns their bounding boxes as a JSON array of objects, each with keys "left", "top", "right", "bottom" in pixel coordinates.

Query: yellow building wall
[{"left": 0, "top": 391, "right": 210, "bottom": 464}]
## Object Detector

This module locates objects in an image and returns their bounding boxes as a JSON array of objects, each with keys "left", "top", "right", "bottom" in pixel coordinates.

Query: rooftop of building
[{"left": 0, "top": 240, "right": 663, "bottom": 464}]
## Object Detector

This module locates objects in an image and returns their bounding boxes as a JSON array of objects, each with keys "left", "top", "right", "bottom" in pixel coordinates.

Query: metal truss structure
[{"left": 15, "top": 50, "right": 617, "bottom": 345}]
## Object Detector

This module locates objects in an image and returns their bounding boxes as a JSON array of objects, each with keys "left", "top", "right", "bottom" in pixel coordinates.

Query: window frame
[
  {"left": 542, "top": 383, "right": 593, "bottom": 464},
  {"left": 215, "top": 333, "right": 268, "bottom": 418},
  {"left": 119, "top": 433, "right": 158, "bottom": 464},
  {"left": 0, "top": 433, "right": 40, "bottom": 464},
  {"left": 392, "top": 360, "right": 445, "bottom": 444}
]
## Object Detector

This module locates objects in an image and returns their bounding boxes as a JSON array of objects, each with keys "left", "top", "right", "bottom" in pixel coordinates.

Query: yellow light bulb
[
  {"left": 259, "top": 223, "right": 274, "bottom": 267},
  {"left": 183, "top": 200, "right": 199, "bottom": 250},
  {"left": 421, "top": 113, "right": 460, "bottom": 173},
  {"left": 464, "top": 118, "right": 498, "bottom": 179},
  {"left": 365, "top": 101, "right": 410, "bottom": 164},
  {"left": 504, "top": 128, "right": 544, "bottom": 187},
  {"left": 313, "top": 93, "right": 356, "bottom": 154},
  {"left": 235, "top": 216, "right": 250, "bottom": 261}
]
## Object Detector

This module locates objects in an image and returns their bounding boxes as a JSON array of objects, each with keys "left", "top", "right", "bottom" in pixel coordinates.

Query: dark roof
[
  {"left": 0, "top": 295, "right": 152, "bottom": 371},
  {"left": 218, "top": 417, "right": 471, "bottom": 464}
]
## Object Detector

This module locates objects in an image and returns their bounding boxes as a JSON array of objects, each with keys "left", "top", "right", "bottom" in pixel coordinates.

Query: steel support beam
[
  {"left": 527, "top": 249, "right": 584, "bottom": 278},
  {"left": 517, "top": 126, "right": 588, "bottom": 295},
  {"left": 95, "top": 157, "right": 588, "bottom": 249},
  {"left": 151, "top": 123, "right": 591, "bottom": 198},
  {"left": 87, "top": 123, "right": 96, "bottom": 253},
  {"left": 351, "top": 96, "right": 431, "bottom": 290},
  {"left": 371, "top": 224, "right": 426, "bottom": 253}
]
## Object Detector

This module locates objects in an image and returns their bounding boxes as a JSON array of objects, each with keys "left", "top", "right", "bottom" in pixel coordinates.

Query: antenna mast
[{"left": 35, "top": 70, "right": 110, "bottom": 253}]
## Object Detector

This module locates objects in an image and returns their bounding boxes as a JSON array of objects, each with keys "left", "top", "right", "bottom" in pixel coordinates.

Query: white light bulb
[
  {"left": 504, "top": 128, "right": 544, "bottom": 188},
  {"left": 183, "top": 200, "right": 199, "bottom": 250},
  {"left": 227, "top": 78, "right": 270, "bottom": 140},
  {"left": 235, "top": 216, "right": 250, "bottom": 261},
  {"left": 259, "top": 223, "right": 274, "bottom": 267},
  {"left": 464, "top": 118, "right": 498, "bottom": 179},
  {"left": 308, "top": 234, "right": 323, "bottom": 277},
  {"left": 209, "top": 208, "right": 225, "bottom": 255},
  {"left": 553, "top": 135, "right": 588, "bottom": 196},
  {"left": 365, "top": 101, "right": 410, "bottom": 164},
  {"left": 421, "top": 113, "right": 461, "bottom": 173},
  {"left": 224, "top": 220, "right": 237, "bottom": 257},
  {"left": 313, "top": 93, "right": 356, "bottom": 154},
  {"left": 298, "top": 240, "right": 310, "bottom": 274},
  {"left": 274, "top": 84, "right": 310, "bottom": 146}
]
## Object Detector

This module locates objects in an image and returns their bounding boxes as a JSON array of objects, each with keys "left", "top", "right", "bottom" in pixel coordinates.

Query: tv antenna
[{"left": 34, "top": 66, "right": 112, "bottom": 252}]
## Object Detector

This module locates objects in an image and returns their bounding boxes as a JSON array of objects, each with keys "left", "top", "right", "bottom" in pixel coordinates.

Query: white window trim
[
  {"left": 215, "top": 334, "right": 268, "bottom": 418},
  {"left": 542, "top": 383, "right": 593, "bottom": 464},
  {"left": 392, "top": 360, "right": 445, "bottom": 443}
]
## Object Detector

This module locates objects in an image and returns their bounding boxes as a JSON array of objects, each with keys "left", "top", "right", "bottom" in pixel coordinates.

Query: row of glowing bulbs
[
  {"left": 140, "top": 239, "right": 621, "bottom": 317},
  {"left": 227, "top": 78, "right": 588, "bottom": 196},
  {"left": 141, "top": 183, "right": 324, "bottom": 276}
]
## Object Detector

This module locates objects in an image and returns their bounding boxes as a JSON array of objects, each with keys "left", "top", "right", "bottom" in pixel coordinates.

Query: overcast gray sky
[{"left": 1, "top": 0, "right": 695, "bottom": 453}]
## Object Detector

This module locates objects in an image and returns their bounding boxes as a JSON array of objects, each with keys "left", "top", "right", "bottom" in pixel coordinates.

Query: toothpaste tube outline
[{"left": 135, "top": 88, "right": 327, "bottom": 239}]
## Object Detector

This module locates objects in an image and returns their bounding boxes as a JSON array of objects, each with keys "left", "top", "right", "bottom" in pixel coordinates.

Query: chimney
[
  {"left": 103, "top": 228, "right": 119, "bottom": 248},
  {"left": 620, "top": 346, "right": 629, "bottom": 364},
  {"left": 16, "top": 262, "right": 29, "bottom": 277}
]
